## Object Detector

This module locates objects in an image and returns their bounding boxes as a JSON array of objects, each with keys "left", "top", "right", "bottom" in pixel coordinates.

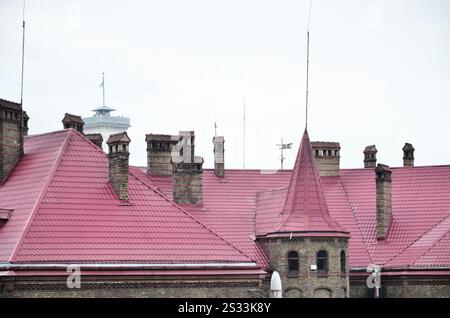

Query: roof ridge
[
  {"left": 385, "top": 211, "right": 450, "bottom": 267},
  {"left": 128, "top": 168, "right": 256, "bottom": 264},
  {"left": 9, "top": 130, "right": 72, "bottom": 262}
]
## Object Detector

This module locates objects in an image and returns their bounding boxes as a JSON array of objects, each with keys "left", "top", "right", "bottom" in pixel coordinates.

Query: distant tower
[
  {"left": 83, "top": 74, "right": 131, "bottom": 150},
  {"left": 83, "top": 106, "right": 130, "bottom": 150}
]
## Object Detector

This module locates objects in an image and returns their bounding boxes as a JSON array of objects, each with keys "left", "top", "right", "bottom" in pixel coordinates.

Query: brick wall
[
  {"left": 259, "top": 237, "right": 349, "bottom": 298},
  {"left": 0, "top": 276, "right": 265, "bottom": 298},
  {"left": 173, "top": 163, "right": 203, "bottom": 205},
  {"left": 0, "top": 105, "right": 23, "bottom": 183},
  {"left": 350, "top": 276, "right": 450, "bottom": 298}
]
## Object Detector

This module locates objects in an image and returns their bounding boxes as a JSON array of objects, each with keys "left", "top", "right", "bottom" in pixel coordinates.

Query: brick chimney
[
  {"left": 173, "top": 131, "right": 203, "bottom": 205},
  {"left": 375, "top": 164, "right": 392, "bottom": 240},
  {"left": 311, "top": 141, "right": 340, "bottom": 176},
  {"left": 146, "top": 134, "right": 179, "bottom": 176},
  {"left": 213, "top": 136, "right": 225, "bottom": 177},
  {"left": 62, "top": 113, "right": 84, "bottom": 133},
  {"left": 106, "top": 132, "right": 130, "bottom": 201},
  {"left": 85, "top": 133, "right": 103, "bottom": 149},
  {"left": 364, "top": 145, "right": 377, "bottom": 168},
  {"left": 0, "top": 99, "right": 24, "bottom": 184},
  {"left": 402, "top": 143, "right": 415, "bottom": 167}
]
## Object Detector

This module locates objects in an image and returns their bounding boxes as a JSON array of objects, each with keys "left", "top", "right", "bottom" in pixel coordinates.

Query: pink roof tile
[
  {"left": 2, "top": 128, "right": 450, "bottom": 274},
  {"left": 150, "top": 165, "right": 450, "bottom": 270},
  {"left": 0, "top": 130, "right": 254, "bottom": 266}
]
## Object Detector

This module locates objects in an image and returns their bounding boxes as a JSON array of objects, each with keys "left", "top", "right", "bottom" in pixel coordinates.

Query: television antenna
[{"left": 277, "top": 138, "right": 293, "bottom": 170}]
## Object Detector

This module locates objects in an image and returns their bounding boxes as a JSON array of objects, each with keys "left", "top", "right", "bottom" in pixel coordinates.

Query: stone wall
[{"left": 259, "top": 237, "right": 349, "bottom": 298}]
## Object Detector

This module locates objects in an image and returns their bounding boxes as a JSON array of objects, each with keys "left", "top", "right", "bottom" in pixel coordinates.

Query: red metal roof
[
  {"left": 1, "top": 128, "right": 450, "bottom": 274},
  {"left": 0, "top": 129, "right": 254, "bottom": 266},
  {"left": 149, "top": 166, "right": 450, "bottom": 270}
]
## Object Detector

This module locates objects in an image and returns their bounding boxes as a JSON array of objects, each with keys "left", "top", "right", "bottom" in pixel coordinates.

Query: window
[
  {"left": 287, "top": 251, "right": 299, "bottom": 277},
  {"left": 316, "top": 250, "right": 328, "bottom": 275},
  {"left": 340, "top": 250, "right": 346, "bottom": 275}
]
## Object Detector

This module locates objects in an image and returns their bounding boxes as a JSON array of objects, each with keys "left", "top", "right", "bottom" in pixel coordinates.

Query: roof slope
[
  {"left": 0, "top": 131, "right": 68, "bottom": 262},
  {"left": 0, "top": 130, "right": 253, "bottom": 265},
  {"left": 149, "top": 170, "right": 293, "bottom": 268},
  {"left": 338, "top": 166, "right": 450, "bottom": 268}
]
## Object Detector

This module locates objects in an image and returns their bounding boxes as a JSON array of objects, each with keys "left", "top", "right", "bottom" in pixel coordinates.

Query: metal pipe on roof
[{"left": 0, "top": 262, "right": 258, "bottom": 271}]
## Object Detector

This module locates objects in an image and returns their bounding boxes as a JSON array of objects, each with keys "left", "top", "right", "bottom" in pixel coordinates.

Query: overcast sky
[{"left": 1, "top": 0, "right": 449, "bottom": 170}]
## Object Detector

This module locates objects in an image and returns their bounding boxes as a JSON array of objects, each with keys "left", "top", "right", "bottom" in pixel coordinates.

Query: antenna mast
[
  {"left": 214, "top": 98, "right": 217, "bottom": 137},
  {"left": 20, "top": 0, "right": 26, "bottom": 127},
  {"left": 102, "top": 72, "right": 106, "bottom": 106},
  {"left": 305, "top": 0, "right": 312, "bottom": 129},
  {"left": 243, "top": 97, "right": 246, "bottom": 169}
]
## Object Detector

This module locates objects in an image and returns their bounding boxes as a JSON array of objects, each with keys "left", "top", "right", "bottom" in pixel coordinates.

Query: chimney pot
[
  {"left": 62, "top": 113, "right": 84, "bottom": 133},
  {"left": 0, "top": 99, "right": 24, "bottom": 184},
  {"left": 106, "top": 132, "right": 130, "bottom": 200},
  {"left": 375, "top": 163, "right": 392, "bottom": 240},
  {"left": 402, "top": 143, "right": 415, "bottom": 167},
  {"left": 364, "top": 145, "right": 377, "bottom": 168},
  {"left": 85, "top": 133, "right": 103, "bottom": 150},
  {"left": 213, "top": 136, "right": 225, "bottom": 177},
  {"left": 173, "top": 131, "right": 203, "bottom": 205},
  {"left": 145, "top": 134, "right": 179, "bottom": 176},
  {"left": 311, "top": 141, "right": 340, "bottom": 176}
]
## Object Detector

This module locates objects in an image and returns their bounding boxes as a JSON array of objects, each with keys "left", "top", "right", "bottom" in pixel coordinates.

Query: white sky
[{"left": 1, "top": 0, "right": 449, "bottom": 170}]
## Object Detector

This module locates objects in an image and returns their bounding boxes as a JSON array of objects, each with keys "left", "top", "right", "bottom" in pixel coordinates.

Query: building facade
[{"left": 1, "top": 99, "right": 450, "bottom": 298}]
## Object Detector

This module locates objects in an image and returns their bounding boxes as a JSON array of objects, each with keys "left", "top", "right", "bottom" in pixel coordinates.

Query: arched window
[
  {"left": 340, "top": 250, "right": 346, "bottom": 275},
  {"left": 287, "top": 251, "right": 299, "bottom": 277},
  {"left": 316, "top": 250, "right": 328, "bottom": 275}
]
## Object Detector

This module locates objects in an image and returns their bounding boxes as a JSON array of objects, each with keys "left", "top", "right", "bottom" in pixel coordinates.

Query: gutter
[
  {"left": 351, "top": 265, "right": 450, "bottom": 272},
  {"left": 0, "top": 262, "right": 258, "bottom": 271}
]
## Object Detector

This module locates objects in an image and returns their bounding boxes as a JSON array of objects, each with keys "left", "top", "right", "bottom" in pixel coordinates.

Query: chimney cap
[
  {"left": 0, "top": 208, "right": 13, "bottom": 222},
  {"left": 0, "top": 98, "right": 21, "bottom": 111},
  {"left": 179, "top": 130, "right": 195, "bottom": 136},
  {"left": 364, "top": 145, "right": 377, "bottom": 153},
  {"left": 62, "top": 113, "right": 84, "bottom": 125},
  {"left": 213, "top": 136, "right": 225, "bottom": 143},
  {"left": 376, "top": 163, "right": 392, "bottom": 173},
  {"left": 106, "top": 132, "right": 131, "bottom": 145},
  {"left": 145, "top": 134, "right": 179, "bottom": 143},
  {"left": 194, "top": 156, "right": 204, "bottom": 164},
  {"left": 402, "top": 143, "right": 415, "bottom": 151},
  {"left": 311, "top": 141, "right": 340, "bottom": 149}
]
